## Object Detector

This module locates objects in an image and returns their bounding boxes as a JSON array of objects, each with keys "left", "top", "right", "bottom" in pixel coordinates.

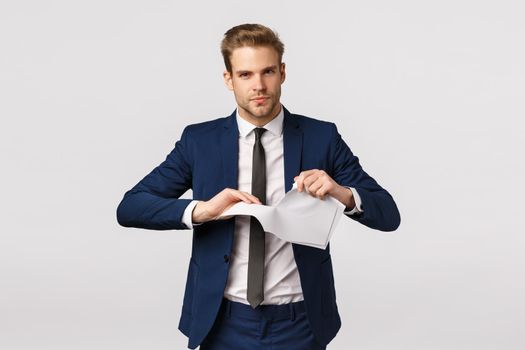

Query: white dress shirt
[{"left": 182, "top": 105, "right": 363, "bottom": 305}]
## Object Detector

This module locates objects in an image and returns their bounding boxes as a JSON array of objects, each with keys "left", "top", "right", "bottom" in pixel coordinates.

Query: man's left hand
[{"left": 294, "top": 169, "right": 356, "bottom": 210}]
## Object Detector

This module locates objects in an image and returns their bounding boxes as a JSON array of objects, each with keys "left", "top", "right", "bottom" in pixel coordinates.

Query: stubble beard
[{"left": 239, "top": 96, "right": 280, "bottom": 123}]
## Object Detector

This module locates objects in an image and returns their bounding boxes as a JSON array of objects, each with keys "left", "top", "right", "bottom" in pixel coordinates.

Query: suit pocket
[
  {"left": 182, "top": 257, "right": 199, "bottom": 316},
  {"left": 320, "top": 256, "right": 337, "bottom": 316}
]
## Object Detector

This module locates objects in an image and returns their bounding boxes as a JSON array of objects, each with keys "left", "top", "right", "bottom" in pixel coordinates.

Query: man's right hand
[{"left": 191, "top": 188, "right": 261, "bottom": 223}]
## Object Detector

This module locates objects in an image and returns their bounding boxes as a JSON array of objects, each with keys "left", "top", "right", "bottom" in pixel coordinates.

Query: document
[{"left": 219, "top": 183, "right": 345, "bottom": 249}]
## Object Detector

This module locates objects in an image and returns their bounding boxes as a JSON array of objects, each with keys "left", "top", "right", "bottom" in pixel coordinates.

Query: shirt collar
[{"left": 236, "top": 104, "right": 284, "bottom": 138}]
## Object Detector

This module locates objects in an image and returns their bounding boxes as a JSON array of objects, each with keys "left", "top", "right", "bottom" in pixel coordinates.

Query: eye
[
  {"left": 239, "top": 72, "right": 249, "bottom": 78},
  {"left": 265, "top": 69, "right": 275, "bottom": 75}
]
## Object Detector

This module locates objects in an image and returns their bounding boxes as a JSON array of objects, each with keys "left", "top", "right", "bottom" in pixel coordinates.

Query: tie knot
[{"left": 253, "top": 128, "right": 266, "bottom": 142}]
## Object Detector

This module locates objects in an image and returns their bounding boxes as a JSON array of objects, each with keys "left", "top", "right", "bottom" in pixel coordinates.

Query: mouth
[{"left": 252, "top": 96, "right": 269, "bottom": 104}]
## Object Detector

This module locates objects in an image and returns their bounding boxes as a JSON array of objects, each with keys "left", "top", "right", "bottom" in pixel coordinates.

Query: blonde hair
[{"left": 221, "top": 23, "right": 285, "bottom": 73}]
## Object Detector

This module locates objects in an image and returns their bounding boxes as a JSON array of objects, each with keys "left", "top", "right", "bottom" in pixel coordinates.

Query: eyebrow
[{"left": 235, "top": 65, "right": 278, "bottom": 75}]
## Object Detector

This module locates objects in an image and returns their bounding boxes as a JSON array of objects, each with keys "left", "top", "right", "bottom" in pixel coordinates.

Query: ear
[
  {"left": 280, "top": 62, "right": 286, "bottom": 84},
  {"left": 223, "top": 70, "right": 234, "bottom": 91}
]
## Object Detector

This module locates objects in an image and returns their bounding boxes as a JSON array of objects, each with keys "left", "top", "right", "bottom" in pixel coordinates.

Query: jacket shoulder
[
  {"left": 181, "top": 116, "right": 230, "bottom": 137},
  {"left": 184, "top": 117, "right": 228, "bottom": 133},
  {"left": 289, "top": 112, "right": 337, "bottom": 134}
]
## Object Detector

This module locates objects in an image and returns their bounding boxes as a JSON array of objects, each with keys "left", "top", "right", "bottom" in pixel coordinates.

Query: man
[{"left": 117, "top": 23, "right": 400, "bottom": 349}]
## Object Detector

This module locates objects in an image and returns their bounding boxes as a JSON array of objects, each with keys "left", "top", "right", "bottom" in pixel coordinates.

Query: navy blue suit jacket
[{"left": 116, "top": 105, "right": 401, "bottom": 348}]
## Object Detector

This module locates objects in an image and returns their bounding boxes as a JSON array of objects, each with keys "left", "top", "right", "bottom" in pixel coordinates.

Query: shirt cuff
[
  {"left": 182, "top": 200, "right": 200, "bottom": 229},
  {"left": 343, "top": 187, "right": 363, "bottom": 215}
]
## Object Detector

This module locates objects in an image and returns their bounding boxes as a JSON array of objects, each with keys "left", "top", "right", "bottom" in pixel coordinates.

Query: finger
[
  {"left": 315, "top": 182, "right": 331, "bottom": 200},
  {"left": 231, "top": 191, "right": 252, "bottom": 204},
  {"left": 232, "top": 190, "right": 261, "bottom": 204},
  {"left": 294, "top": 175, "right": 304, "bottom": 192},
  {"left": 295, "top": 169, "right": 318, "bottom": 192},
  {"left": 242, "top": 191, "right": 262, "bottom": 204},
  {"left": 307, "top": 177, "right": 324, "bottom": 196},
  {"left": 303, "top": 173, "right": 322, "bottom": 193},
  {"left": 297, "top": 178, "right": 304, "bottom": 192}
]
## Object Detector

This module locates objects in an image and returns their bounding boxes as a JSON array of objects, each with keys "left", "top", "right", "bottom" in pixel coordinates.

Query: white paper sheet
[{"left": 219, "top": 183, "right": 345, "bottom": 249}]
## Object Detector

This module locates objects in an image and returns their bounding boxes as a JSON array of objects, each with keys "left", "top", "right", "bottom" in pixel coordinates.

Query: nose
[{"left": 252, "top": 74, "right": 266, "bottom": 92}]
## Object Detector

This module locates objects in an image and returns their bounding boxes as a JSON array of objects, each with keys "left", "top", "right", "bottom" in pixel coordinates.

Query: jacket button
[{"left": 223, "top": 254, "right": 230, "bottom": 263}]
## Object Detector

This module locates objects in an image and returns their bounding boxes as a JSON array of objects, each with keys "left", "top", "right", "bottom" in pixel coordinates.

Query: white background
[{"left": 1, "top": 1, "right": 524, "bottom": 349}]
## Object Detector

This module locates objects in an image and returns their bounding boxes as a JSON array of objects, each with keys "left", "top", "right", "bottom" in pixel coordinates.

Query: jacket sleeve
[
  {"left": 116, "top": 127, "right": 193, "bottom": 230},
  {"left": 329, "top": 124, "right": 401, "bottom": 232}
]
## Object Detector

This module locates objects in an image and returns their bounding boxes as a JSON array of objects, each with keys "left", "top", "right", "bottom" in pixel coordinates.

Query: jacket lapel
[
  {"left": 282, "top": 106, "right": 303, "bottom": 192},
  {"left": 219, "top": 109, "right": 239, "bottom": 190},
  {"left": 282, "top": 107, "right": 306, "bottom": 256}
]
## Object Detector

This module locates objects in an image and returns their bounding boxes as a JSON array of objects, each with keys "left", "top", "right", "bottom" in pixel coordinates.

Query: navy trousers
[{"left": 199, "top": 298, "right": 326, "bottom": 350}]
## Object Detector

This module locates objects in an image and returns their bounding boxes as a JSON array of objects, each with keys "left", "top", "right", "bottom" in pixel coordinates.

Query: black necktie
[{"left": 247, "top": 127, "right": 267, "bottom": 308}]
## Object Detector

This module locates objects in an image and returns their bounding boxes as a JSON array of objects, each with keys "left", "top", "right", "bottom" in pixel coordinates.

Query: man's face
[{"left": 223, "top": 45, "right": 286, "bottom": 126}]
